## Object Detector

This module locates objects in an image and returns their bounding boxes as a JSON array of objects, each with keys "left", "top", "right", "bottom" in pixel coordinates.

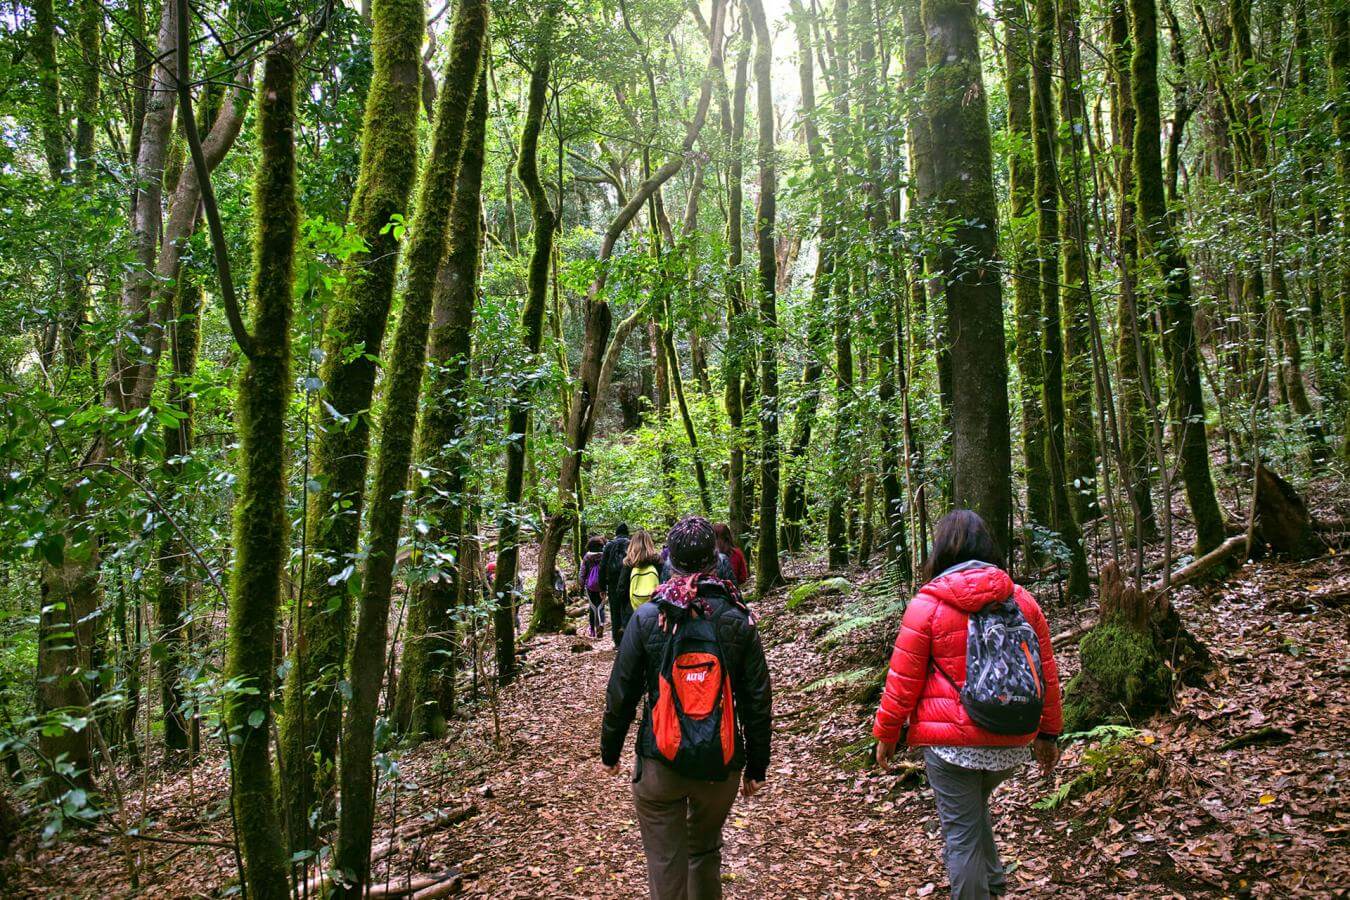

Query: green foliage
[
  {"left": 1033, "top": 725, "right": 1146, "bottom": 811},
  {"left": 1063, "top": 620, "right": 1172, "bottom": 733},
  {"left": 786, "top": 576, "right": 852, "bottom": 610}
]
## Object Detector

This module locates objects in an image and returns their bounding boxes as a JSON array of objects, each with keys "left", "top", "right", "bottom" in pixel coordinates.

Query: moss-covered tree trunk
[
  {"left": 1000, "top": 0, "right": 1053, "bottom": 545},
  {"left": 496, "top": 17, "right": 555, "bottom": 662},
  {"left": 335, "top": 0, "right": 488, "bottom": 888},
  {"left": 33, "top": 0, "right": 66, "bottom": 182},
  {"left": 746, "top": 0, "right": 784, "bottom": 592},
  {"left": 223, "top": 43, "right": 298, "bottom": 900},
  {"left": 157, "top": 279, "right": 202, "bottom": 753},
  {"left": 1332, "top": 0, "right": 1350, "bottom": 461},
  {"left": 283, "top": 0, "right": 426, "bottom": 852},
  {"left": 1056, "top": 0, "right": 1099, "bottom": 524},
  {"left": 393, "top": 69, "right": 488, "bottom": 743},
  {"left": 1109, "top": 0, "right": 1158, "bottom": 544},
  {"left": 1032, "top": 0, "right": 1087, "bottom": 590},
  {"left": 1130, "top": 0, "right": 1227, "bottom": 554},
  {"left": 923, "top": 0, "right": 1012, "bottom": 554},
  {"left": 279, "top": 0, "right": 424, "bottom": 850}
]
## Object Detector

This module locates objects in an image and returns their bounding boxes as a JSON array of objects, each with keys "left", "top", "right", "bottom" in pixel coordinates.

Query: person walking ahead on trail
[
  {"left": 582, "top": 535, "right": 607, "bottom": 638},
  {"left": 602, "top": 515, "right": 772, "bottom": 900},
  {"left": 713, "top": 523, "right": 748, "bottom": 586},
  {"left": 603, "top": 524, "right": 632, "bottom": 643},
  {"left": 624, "top": 529, "right": 663, "bottom": 617},
  {"left": 873, "top": 509, "right": 1063, "bottom": 900}
]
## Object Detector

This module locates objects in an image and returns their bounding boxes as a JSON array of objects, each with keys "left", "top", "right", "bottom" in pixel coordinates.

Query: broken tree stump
[
  {"left": 1063, "top": 562, "right": 1209, "bottom": 733},
  {"left": 1253, "top": 463, "right": 1319, "bottom": 560}
]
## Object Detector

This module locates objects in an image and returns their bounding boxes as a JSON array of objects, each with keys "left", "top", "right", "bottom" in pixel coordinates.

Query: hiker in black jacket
[
  {"left": 601, "top": 515, "right": 772, "bottom": 900},
  {"left": 601, "top": 523, "right": 631, "bottom": 643}
]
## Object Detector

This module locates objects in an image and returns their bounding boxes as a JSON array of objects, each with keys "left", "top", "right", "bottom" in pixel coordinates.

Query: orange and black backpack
[{"left": 643, "top": 604, "right": 738, "bottom": 780}]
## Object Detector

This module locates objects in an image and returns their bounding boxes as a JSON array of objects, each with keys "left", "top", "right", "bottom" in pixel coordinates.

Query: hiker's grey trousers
[
  {"left": 923, "top": 749, "right": 1015, "bottom": 899},
  {"left": 631, "top": 757, "right": 741, "bottom": 900}
]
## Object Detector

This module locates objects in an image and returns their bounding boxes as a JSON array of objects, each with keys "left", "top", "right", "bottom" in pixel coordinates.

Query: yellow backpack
[{"left": 630, "top": 564, "right": 660, "bottom": 609}]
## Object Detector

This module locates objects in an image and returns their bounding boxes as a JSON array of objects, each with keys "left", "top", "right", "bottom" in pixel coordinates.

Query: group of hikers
[
  {"left": 578, "top": 521, "right": 749, "bottom": 642},
  {"left": 597, "top": 510, "right": 1063, "bottom": 900}
]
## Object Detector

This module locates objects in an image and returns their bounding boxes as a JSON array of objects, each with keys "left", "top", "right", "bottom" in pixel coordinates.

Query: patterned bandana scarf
[{"left": 654, "top": 572, "right": 752, "bottom": 621}]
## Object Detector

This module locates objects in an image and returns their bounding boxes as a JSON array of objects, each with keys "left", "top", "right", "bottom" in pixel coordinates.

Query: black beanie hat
[
  {"left": 667, "top": 515, "right": 716, "bottom": 573},
  {"left": 615, "top": 523, "right": 629, "bottom": 537}
]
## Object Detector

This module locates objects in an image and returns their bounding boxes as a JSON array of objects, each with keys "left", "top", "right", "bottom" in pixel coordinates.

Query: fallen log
[
  {"left": 1051, "top": 620, "right": 1096, "bottom": 649},
  {"left": 396, "top": 802, "right": 478, "bottom": 838},
  {"left": 364, "top": 874, "right": 450, "bottom": 898},
  {"left": 1218, "top": 725, "right": 1298, "bottom": 751},
  {"left": 410, "top": 874, "right": 464, "bottom": 899},
  {"left": 1145, "top": 534, "right": 1249, "bottom": 598}
]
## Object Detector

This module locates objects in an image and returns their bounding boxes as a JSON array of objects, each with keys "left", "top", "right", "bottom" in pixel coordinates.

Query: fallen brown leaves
[{"left": 7, "top": 483, "right": 1348, "bottom": 897}]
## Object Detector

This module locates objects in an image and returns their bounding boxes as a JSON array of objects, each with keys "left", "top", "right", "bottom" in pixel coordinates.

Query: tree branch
[{"left": 175, "top": 0, "right": 254, "bottom": 358}]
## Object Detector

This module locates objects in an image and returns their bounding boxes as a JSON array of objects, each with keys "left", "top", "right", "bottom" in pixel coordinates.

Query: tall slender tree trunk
[
  {"left": 723, "top": 23, "right": 752, "bottom": 548},
  {"left": 1057, "top": 0, "right": 1099, "bottom": 523},
  {"left": 782, "top": 0, "right": 830, "bottom": 554},
  {"left": 1001, "top": 0, "right": 1052, "bottom": 545},
  {"left": 111, "top": 0, "right": 177, "bottom": 413},
  {"left": 33, "top": 0, "right": 66, "bottom": 181},
  {"left": 336, "top": 1, "right": 488, "bottom": 888},
  {"left": 923, "top": 0, "right": 1013, "bottom": 554},
  {"left": 38, "top": 0, "right": 180, "bottom": 791},
  {"left": 499, "top": 12, "right": 558, "bottom": 653},
  {"left": 1110, "top": 0, "right": 1158, "bottom": 542},
  {"left": 1031, "top": 0, "right": 1089, "bottom": 595},
  {"left": 746, "top": 0, "right": 783, "bottom": 591},
  {"left": 827, "top": 0, "right": 857, "bottom": 569},
  {"left": 1331, "top": 0, "right": 1350, "bottom": 461},
  {"left": 279, "top": 0, "right": 424, "bottom": 850},
  {"left": 394, "top": 68, "right": 488, "bottom": 743},
  {"left": 157, "top": 279, "right": 202, "bottom": 753},
  {"left": 223, "top": 43, "right": 298, "bottom": 900},
  {"left": 858, "top": 0, "right": 906, "bottom": 569},
  {"left": 1130, "top": 0, "right": 1227, "bottom": 554}
]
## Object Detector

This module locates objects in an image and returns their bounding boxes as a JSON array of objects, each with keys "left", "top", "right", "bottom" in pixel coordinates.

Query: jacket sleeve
[
  {"left": 732, "top": 618, "right": 772, "bottom": 782},
  {"left": 601, "top": 613, "right": 647, "bottom": 765},
  {"left": 1025, "top": 592, "right": 1064, "bottom": 737},
  {"left": 872, "top": 595, "right": 935, "bottom": 744}
]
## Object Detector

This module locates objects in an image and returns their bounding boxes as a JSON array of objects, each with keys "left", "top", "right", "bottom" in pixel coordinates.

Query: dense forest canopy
[{"left": 0, "top": 0, "right": 1345, "bottom": 893}]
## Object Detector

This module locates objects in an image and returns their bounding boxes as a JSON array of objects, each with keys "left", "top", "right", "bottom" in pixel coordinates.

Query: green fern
[{"left": 801, "top": 667, "right": 878, "bottom": 693}]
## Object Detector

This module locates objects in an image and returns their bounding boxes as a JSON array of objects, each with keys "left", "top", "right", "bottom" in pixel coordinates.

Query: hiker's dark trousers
[
  {"left": 923, "top": 749, "right": 1015, "bottom": 899},
  {"left": 631, "top": 757, "right": 741, "bottom": 900}
]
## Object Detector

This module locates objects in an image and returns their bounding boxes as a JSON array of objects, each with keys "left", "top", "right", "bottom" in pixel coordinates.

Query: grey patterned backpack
[{"left": 940, "top": 596, "right": 1046, "bottom": 735}]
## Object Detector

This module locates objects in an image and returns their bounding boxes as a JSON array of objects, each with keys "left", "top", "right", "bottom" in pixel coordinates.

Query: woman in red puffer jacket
[{"left": 873, "top": 510, "right": 1063, "bottom": 899}]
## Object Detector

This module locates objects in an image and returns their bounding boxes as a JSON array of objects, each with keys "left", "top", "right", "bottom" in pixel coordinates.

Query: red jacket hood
[{"left": 921, "top": 562, "right": 1015, "bottom": 613}]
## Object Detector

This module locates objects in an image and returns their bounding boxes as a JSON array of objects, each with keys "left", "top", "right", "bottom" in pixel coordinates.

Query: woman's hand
[
  {"left": 1033, "top": 737, "right": 1060, "bottom": 777},
  {"left": 603, "top": 762, "right": 621, "bottom": 776},
  {"left": 875, "top": 740, "right": 897, "bottom": 767},
  {"left": 741, "top": 779, "right": 764, "bottom": 798}
]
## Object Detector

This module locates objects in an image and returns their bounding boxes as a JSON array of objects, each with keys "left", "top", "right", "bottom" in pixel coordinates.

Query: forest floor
[{"left": 8, "top": 488, "right": 1350, "bottom": 898}]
